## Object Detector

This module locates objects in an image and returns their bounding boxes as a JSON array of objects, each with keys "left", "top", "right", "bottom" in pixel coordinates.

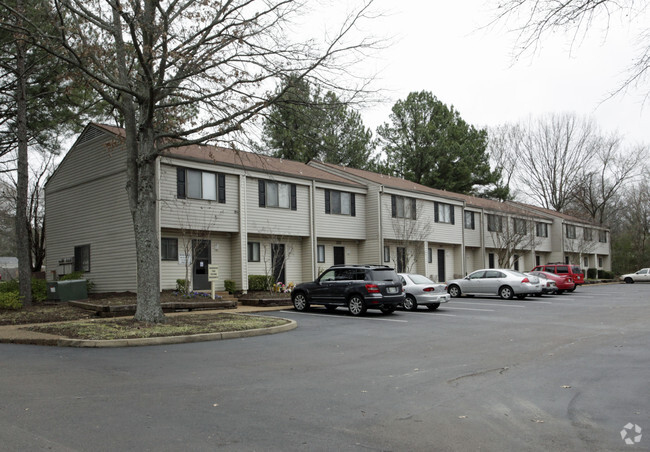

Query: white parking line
[
  {"left": 445, "top": 306, "right": 495, "bottom": 312},
  {"left": 454, "top": 301, "right": 525, "bottom": 308},
  {"left": 279, "top": 310, "right": 409, "bottom": 322},
  {"left": 527, "top": 301, "right": 553, "bottom": 304}
]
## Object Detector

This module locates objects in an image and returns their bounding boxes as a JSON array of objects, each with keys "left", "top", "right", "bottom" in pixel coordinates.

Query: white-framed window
[
  {"left": 599, "top": 230, "right": 607, "bottom": 243},
  {"left": 464, "top": 211, "right": 475, "bottom": 229},
  {"left": 435, "top": 202, "right": 454, "bottom": 224},
  {"left": 258, "top": 180, "right": 296, "bottom": 210},
  {"left": 487, "top": 214, "right": 503, "bottom": 232},
  {"left": 391, "top": 195, "right": 416, "bottom": 219},
  {"left": 74, "top": 245, "right": 91, "bottom": 272},
  {"left": 428, "top": 247, "right": 433, "bottom": 263},
  {"left": 161, "top": 238, "right": 178, "bottom": 261},
  {"left": 598, "top": 256, "right": 603, "bottom": 267},
  {"left": 566, "top": 224, "right": 577, "bottom": 239},
  {"left": 317, "top": 245, "right": 325, "bottom": 263},
  {"left": 583, "top": 256, "right": 589, "bottom": 267},
  {"left": 324, "top": 189, "right": 355, "bottom": 216},
  {"left": 536, "top": 223, "right": 548, "bottom": 237},
  {"left": 513, "top": 218, "right": 527, "bottom": 235},
  {"left": 383, "top": 246, "right": 390, "bottom": 262},
  {"left": 247, "top": 242, "right": 260, "bottom": 262},
  {"left": 177, "top": 167, "right": 225, "bottom": 202}
]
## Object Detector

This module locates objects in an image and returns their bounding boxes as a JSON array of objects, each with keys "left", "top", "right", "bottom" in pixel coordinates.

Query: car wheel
[
  {"left": 568, "top": 287, "right": 576, "bottom": 292},
  {"left": 325, "top": 305, "right": 337, "bottom": 312},
  {"left": 557, "top": 289, "right": 564, "bottom": 295},
  {"left": 516, "top": 294, "right": 526, "bottom": 300},
  {"left": 427, "top": 303, "right": 441, "bottom": 311},
  {"left": 448, "top": 285, "right": 462, "bottom": 298},
  {"left": 534, "top": 292, "right": 542, "bottom": 297},
  {"left": 499, "top": 286, "right": 514, "bottom": 300},
  {"left": 624, "top": 277, "right": 634, "bottom": 284},
  {"left": 380, "top": 306, "right": 396, "bottom": 315},
  {"left": 348, "top": 295, "right": 367, "bottom": 316},
  {"left": 403, "top": 295, "right": 418, "bottom": 311},
  {"left": 292, "top": 292, "right": 309, "bottom": 311}
]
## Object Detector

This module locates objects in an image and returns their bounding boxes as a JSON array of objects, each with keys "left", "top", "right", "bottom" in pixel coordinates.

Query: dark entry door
[
  {"left": 397, "top": 247, "right": 406, "bottom": 273},
  {"left": 333, "top": 246, "right": 345, "bottom": 265},
  {"left": 437, "top": 249, "right": 446, "bottom": 283},
  {"left": 272, "top": 244, "right": 286, "bottom": 284},
  {"left": 193, "top": 239, "right": 211, "bottom": 290}
]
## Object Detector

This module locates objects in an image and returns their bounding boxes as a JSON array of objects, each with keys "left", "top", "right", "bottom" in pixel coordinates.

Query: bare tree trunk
[{"left": 15, "top": 1, "right": 32, "bottom": 306}]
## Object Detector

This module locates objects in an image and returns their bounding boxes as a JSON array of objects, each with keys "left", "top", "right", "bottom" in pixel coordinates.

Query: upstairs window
[
  {"left": 259, "top": 180, "right": 297, "bottom": 210},
  {"left": 566, "top": 224, "right": 577, "bottom": 239},
  {"left": 583, "top": 228, "right": 593, "bottom": 241},
  {"left": 434, "top": 202, "right": 455, "bottom": 224},
  {"left": 464, "top": 211, "right": 475, "bottom": 229},
  {"left": 324, "top": 189, "right": 355, "bottom": 216},
  {"left": 513, "top": 218, "right": 527, "bottom": 235},
  {"left": 177, "top": 167, "right": 226, "bottom": 203},
  {"left": 487, "top": 214, "right": 503, "bottom": 232},
  {"left": 536, "top": 222, "right": 548, "bottom": 237},
  {"left": 391, "top": 195, "right": 416, "bottom": 219},
  {"left": 599, "top": 230, "right": 608, "bottom": 243}
]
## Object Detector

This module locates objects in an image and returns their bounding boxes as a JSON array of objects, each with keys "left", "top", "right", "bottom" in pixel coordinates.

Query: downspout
[
  {"left": 156, "top": 156, "right": 161, "bottom": 292},
  {"left": 310, "top": 179, "right": 317, "bottom": 279},
  {"left": 480, "top": 208, "right": 486, "bottom": 269},
  {"left": 378, "top": 185, "right": 384, "bottom": 264},
  {"left": 461, "top": 201, "right": 466, "bottom": 277},
  {"left": 240, "top": 175, "right": 248, "bottom": 292}
]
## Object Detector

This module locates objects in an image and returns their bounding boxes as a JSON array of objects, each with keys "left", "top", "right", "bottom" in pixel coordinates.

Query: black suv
[{"left": 291, "top": 265, "right": 404, "bottom": 316}]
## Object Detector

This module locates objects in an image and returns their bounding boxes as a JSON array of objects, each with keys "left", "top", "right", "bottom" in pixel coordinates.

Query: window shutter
[
  {"left": 391, "top": 195, "right": 396, "bottom": 218},
  {"left": 324, "top": 189, "right": 330, "bottom": 214},
  {"left": 217, "top": 173, "right": 226, "bottom": 203},
  {"left": 290, "top": 184, "right": 297, "bottom": 211},
  {"left": 351, "top": 193, "right": 356, "bottom": 217},
  {"left": 434, "top": 202, "right": 439, "bottom": 223},
  {"left": 411, "top": 198, "right": 417, "bottom": 219},
  {"left": 177, "top": 167, "right": 186, "bottom": 198},
  {"left": 471, "top": 213, "right": 475, "bottom": 229},
  {"left": 450, "top": 205, "right": 455, "bottom": 224},
  {"left": 258, "top": 180, "right": 265, "bottom": 207}
]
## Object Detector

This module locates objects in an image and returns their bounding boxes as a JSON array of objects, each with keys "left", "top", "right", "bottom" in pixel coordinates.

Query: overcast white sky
[{"left": 336, "top": 0, "right": 650, "bottom": 144}]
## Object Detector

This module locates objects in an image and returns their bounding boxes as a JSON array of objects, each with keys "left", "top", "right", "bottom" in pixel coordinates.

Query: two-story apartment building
[{"left": 45, "top": 124, "right": 611, "bottom": 293}]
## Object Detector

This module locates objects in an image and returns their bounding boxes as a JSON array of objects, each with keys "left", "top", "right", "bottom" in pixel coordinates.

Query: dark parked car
[{"left": 291, "top": 265, "right": 405, "bottom": 316}]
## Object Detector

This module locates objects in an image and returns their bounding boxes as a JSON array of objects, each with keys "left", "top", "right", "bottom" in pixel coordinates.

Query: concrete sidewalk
[{"left": 0, "top": 304, "right": 295, "bottom": 347}]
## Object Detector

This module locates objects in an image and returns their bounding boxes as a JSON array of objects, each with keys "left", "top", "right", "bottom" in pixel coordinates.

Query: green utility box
[{"left": 47, "top": 280, "right": 88, "bottom": 302}]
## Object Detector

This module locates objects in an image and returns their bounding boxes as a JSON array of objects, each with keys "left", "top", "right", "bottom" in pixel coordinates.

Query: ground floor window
[
  {"left": 161, "top": 238, "right": 178, "bottom": 261},
  {"left": 247, "top": 242, "right": 260, "bottom": 262},
  {"left": 317, "top": 245, "right": 325, "bottom": 263},
  {"left": 384, "top": 246, "right": 390, "bottom": 263}
]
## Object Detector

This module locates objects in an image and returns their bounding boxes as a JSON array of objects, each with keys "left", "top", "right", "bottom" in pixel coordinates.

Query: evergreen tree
[{"left": 377, "top": 91, "right": 506, "bottom": 198}]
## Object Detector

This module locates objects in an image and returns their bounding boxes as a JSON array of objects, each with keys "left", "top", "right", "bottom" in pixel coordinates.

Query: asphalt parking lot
[{"left": 2, "top": 283, "right": 649, "bottom": 451}]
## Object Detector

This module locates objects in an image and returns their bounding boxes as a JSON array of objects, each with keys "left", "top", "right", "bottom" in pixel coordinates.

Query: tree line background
[{"left": 1, "top": 0, "right": 649, "bottom": 321}]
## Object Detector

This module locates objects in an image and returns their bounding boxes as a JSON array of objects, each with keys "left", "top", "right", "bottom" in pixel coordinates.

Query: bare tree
[
  {"left": 491, "top": 0, "right": 648, "bottom": 97},
  {"left": 488, "top": 214, "right": 542, "bottom": 268},
  {"left": 1, "top": 0, "right": 381, "bottom": 322},
  {"left": 572, "top": 137, "right": 647, "bottom": 224},
  {"left": 259, "top": 230, "right": 295, "bottom": 292},
  {"left": 390, "top": 200, "right": 433, "bottom": 273}
]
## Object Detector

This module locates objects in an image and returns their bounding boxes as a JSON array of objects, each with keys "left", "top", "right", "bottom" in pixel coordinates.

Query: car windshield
[{"left": 407, "top": 274, "right": 435, "bottom": 284}]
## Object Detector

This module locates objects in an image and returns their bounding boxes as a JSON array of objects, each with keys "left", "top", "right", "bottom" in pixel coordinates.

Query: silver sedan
[
  {"left": 398, "top": 273, "right": 450, "bottom": 311},
  {"left": 447, "top": 269, "right": 543, "bottom": 300}
]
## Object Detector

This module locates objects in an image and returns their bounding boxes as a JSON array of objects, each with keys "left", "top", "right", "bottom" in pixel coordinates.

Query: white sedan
[
  {"left": 398, "top": 273, "right": 450, "bottom": 311},
  {"left": 621, "top": 268, "right": 650, "bottom": 284},
  {"left": 447, "top": 269, "right": 543, "bottom": 300}
]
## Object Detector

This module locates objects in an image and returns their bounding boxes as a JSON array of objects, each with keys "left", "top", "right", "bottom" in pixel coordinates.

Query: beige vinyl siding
[
  {"left": 464, "top": 247, "right": 484, "bottom": 274},
  {"left": 300, "top": 237, "right": 315, "bottom": 282},
  {"left": 358, "top": 187, "right": 382, "bottom": 264},
  {"left": 45, "top": 146, "right": 136, "bottom": 292},
  {"left": 245, "top": 235, "right": 303, "bottom": 284},
  {"left": 246, "top": 177, "right": 311, "bottom": 236},
  {"left": 314, "top": 187, "right": 366, "bottom": 240},
  {"left": 315, "top": 240, "right": 360, "bottom": 268},
  {"left": 159, "top": 232, "right": 233, "bottom": 291},
  {"left": 159, "top": 163, "right": 239, "bottom": 233},
  {"left": 463, "top": 210, "right": 482, "bottom": 247}
]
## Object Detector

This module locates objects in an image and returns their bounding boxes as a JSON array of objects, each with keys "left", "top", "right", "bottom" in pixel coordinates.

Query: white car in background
[
  {"left": 447, "top": 269, "right": 543, "bottom": 300},
  {"left": 621, "top": 268, "right": 650, "bottom": 284},
  {"left": 398, "top": 273, "right": 450, "bottom": 311}
]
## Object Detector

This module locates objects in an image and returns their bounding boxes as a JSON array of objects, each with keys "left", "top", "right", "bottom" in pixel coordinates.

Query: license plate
[{"left": 387, "top": 287, "right": 398, "bottom": 294}]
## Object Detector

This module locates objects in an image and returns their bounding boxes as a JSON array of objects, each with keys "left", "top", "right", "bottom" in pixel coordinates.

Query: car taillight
[
  {"left": 365, "top": 284, "right": 380, "bottom": 293},
  {"left": 522, "top": 278, "right": 530, "bottom": 283},
  {"left": 423, "top": 287, "right": 435, "bottom": 292}
]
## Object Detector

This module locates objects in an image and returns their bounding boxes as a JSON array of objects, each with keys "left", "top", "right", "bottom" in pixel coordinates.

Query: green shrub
[
  {"left": 0, "top": 291, "right": 22, "bottom": 310},
  {"left": 0, "top": 280, "right": 19, "bottom": 293},
  {"left": 587, "top": 268, "right": 598, "bottom": 279},
  {"left": 176, "top": 279, "right": 189, "bottom": 293},
  {"left": 248, "top": 275, "right": 273, "bottom": 291},
  {"left": 598, "top": 270, "right": 614, "bottom": 279},
  {"left": 224, "top": 279, "right": 236, "bottom": 294},
  {"left": 0, "top": 278, "right": 48, "bottom": 302}
]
